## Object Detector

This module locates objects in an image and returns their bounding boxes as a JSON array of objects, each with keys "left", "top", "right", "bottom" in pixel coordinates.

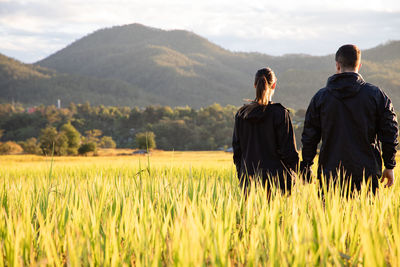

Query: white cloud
[{"left": 0, "top": 0, "right": 400, "bottom": 62}]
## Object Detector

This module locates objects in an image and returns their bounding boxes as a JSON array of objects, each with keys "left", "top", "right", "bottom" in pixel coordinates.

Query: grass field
[{"left": 1, "top": 151, "right": 400, "bottom": 266}]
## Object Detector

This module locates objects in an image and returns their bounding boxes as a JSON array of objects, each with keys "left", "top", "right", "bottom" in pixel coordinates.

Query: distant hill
[
  {"left": 0, "top": 53, "right": 150, "bottom": 107},
  {"left": 2, "top": 23, "right": 400, "bottom": 109}
]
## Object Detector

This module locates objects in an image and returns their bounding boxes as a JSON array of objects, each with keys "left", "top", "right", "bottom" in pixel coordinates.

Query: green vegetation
[
  {"left": 1, "top": 101, "right": 396, "bottom": 153},
  {"left": 18, "top": 137, "right": 42, "bottom": 154},
  {"left": 78, "top": 142, "right": 97, "bottom": 155},
  {"left": 38, "top": 126, "right": 68, "bottom": 156},
  {"left": 0, "top": 52, "right": 144, "bottom": 107},
  {"left": 0, "top": 152, "right": 400, "bottom": 265},
  {"left": 135, "top": 131, "right": 156, "bottom": 150},
  {"left": 1, "top": 24, "right": 399, "bottom": 109},
  {"left": 60, "top": 123, "right": 81, "bottom": 155},
  {"left": 0, "top": 141, "right": 23, "bottom": 155},
  {"left": 1, "top": 102, "right": 262, "bottom": 151},
  {"left": 99, "top": 136, "right": 117, "bottom": 148}
]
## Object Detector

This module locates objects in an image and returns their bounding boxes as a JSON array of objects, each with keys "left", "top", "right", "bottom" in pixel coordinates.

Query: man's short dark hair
[{"left": 335, "top": 44, "right": 361, "bottom": 70}]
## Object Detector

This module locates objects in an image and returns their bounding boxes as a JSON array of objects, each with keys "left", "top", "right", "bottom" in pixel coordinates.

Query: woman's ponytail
[
  {"left": 255, "top": 75, "right": 268, "bottom": 105},
  {"left": 240, "top": 67, "right": 277, "bottom": 118},
  {"left": 254, "top": 68, "right": 276, "bottom": 105}
]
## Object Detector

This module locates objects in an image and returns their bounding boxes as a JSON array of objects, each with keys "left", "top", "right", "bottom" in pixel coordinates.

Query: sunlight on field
[
  {"left": 1, "top": 152, "right": 400, "bottom": 265},
  {"left": 0, "top": 150, "right": 234, "bottom": 175}
]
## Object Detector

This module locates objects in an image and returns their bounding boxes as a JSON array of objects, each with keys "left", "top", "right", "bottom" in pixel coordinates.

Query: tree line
[{"left": 1, "top": 102, "right": 303, "bottom": 155}]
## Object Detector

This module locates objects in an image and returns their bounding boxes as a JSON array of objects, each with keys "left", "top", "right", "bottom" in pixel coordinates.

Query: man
[{"left": 300, "top": 44, "right": 398, "bottom": 193}]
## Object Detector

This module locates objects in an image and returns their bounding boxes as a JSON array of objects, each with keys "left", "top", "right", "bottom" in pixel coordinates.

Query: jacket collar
[{"left": 326, "top": 72, "right": 365, "bottom": 99}]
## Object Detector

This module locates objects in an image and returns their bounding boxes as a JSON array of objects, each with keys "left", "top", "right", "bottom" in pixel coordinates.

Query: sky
[{"left": 1, "top": 0, "right": 400, "bottom": 63}]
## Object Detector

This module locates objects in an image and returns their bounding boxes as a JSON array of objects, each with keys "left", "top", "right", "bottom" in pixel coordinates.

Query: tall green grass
[{"left": 0, "top": 155, "right": 399, "bottom": 266}]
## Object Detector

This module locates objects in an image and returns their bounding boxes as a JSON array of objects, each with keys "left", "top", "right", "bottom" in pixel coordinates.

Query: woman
[{"left": 232, "top": 68, "right": 299, "bottom": 193}]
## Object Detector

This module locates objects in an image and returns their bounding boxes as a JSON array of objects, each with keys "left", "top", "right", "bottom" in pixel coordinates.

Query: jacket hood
[
  {"left": 237, "top": 102, "right": 272, "bottom": 123},
  {"left": 326, "top": 72, "right": 365, "bottom": 99}
]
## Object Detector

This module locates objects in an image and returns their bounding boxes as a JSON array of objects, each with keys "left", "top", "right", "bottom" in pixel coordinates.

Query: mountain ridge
[{"left": 1, "top": 23, "right": 399, "bottom": 109}]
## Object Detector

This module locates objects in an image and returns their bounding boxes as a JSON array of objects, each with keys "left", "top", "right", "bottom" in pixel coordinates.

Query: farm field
[{"left": 1, "top": 151, "right": 400, "bottom": 266}]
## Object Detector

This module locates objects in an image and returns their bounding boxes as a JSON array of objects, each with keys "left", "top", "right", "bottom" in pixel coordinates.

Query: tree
[
  {"left": 135, "top": 132, "right": 156, "bottom": 150},
  {"left": 19, "top": 137, "right": 42, "bottom": 154},
  {"left": 38, "top": 127, "right": 68, "bottom": 156},
  {"left": 99, "top": 136, "right": 116, "bottom": 148},
  {"left": 39, "top": 127, "right": 57, "bottom": 155},
  {"left": 78, "top": 142, "right": 97, "bottom": 155},
  {"left": 60, "top": 122, "right": 81, "bottom": 155},
  {"left": 84, "top": 129, "right": 102, "bottom": 144},
  {"left": 151, "top": 119, "right": 193, "bottom": 150},
  {"left": 0, "top": 141, "right": 23, "bottom": 155},
  {"left": 0, "top": 112, "right": 46, "bottom": 141}
]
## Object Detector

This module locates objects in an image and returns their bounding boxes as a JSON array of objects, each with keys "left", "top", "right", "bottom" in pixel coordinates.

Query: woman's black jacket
[{"left": 232, "top": 103, "right": 299, "bottom": 184}]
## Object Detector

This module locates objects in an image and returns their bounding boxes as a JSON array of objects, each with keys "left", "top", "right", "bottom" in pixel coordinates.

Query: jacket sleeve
[
  {"left": 300, "top": 94, "right": 321, "bottom": 175},
  {"left": 275, "top": 109, "right": 299, "bottom": 172},
  {"left": 377, "top": 90, "right": 399, "bottom": 169},
  {"left": 232, "top": 115, "right": 242, "bottom": 176}
]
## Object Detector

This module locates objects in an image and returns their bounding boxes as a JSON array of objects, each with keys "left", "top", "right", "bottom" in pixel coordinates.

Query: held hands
[
  {"left": 382, "top": 168, "right": 395, "bottom": 188},
  {"left": 299, "top": 162, "right": 313, "bottom": 183}
]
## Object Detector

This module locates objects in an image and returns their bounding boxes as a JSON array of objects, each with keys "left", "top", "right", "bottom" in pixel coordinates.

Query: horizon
[
  {"left": 1, "top": 0, "right": 399, "bottom": 63},
  {"left": 1, "top": 23, "right": 398, "bottom": 64}
]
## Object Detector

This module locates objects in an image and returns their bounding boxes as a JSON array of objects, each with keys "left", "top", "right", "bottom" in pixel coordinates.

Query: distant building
[{"left": 27, "top": 107, "right": 36, "bottom": 114}]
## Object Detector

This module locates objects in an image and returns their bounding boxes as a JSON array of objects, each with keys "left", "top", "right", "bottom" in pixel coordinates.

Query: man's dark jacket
[
  {"left": 301, "top": 72, "right": 398, "bottom": 184},
  {"left": 232, "top": 103, "right": 299, "bottom": 188}
]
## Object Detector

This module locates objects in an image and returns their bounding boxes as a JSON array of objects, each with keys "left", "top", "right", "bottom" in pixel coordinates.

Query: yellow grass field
[
  {"left": 2, "top": 149, "right": 233, "bottom": 167},
  {"left": 1, "top": 151, "right": 400, "bottom": 266}
]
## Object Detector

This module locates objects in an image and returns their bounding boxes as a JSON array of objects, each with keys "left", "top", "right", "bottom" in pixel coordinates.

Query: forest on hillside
[
  {"left": 0, "top": 103, "right": 305, "bottom": 154},
  {"left": 1, "top": 24, "right": 399, "bottom": 111}
]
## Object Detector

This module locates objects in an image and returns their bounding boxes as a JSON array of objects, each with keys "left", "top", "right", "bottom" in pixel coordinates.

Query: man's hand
[
  {"left": 299, "top": 161, "right": 313, "bottom": 183},
  {"left": 382, "top": 168, "right": 395, "bottom": 188}
]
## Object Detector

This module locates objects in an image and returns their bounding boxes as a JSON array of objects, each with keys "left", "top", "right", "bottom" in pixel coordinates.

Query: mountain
[
  {"left": 0, "top": 53, "right": 151, "bottom": 107},
  {"left": 2, "top": 23, "right": 400, "bottom": 110},
  {"left": 35, "top": 24, "right": 337, "bottom": 109}
]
